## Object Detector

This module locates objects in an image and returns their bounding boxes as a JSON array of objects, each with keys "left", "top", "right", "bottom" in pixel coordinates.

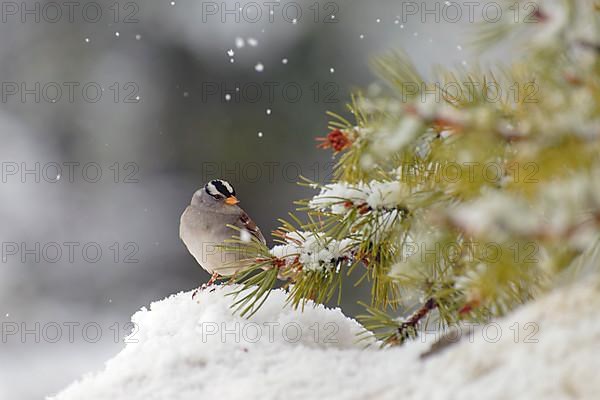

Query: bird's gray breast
[{"left": 179, "top": 205, "right": 243, "bottom": 275}]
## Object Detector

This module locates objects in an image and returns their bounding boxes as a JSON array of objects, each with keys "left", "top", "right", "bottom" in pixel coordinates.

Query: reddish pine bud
[{"left": 316, "top": 129, "right": 352, "bottom": 152}]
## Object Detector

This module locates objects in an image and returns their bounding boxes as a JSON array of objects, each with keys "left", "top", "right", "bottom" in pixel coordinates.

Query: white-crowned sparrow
[{"left": 180, "top": 179, "right": 266, "bottom": 290}]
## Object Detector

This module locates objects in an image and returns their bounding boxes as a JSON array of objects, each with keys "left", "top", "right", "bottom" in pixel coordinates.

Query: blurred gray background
[{"left": 0, "top": 0, "right": 485, "bottom": 398}]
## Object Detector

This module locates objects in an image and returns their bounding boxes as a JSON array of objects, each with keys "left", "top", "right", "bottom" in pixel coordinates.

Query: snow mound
[{"left": 50, "top": 281, "right": 600, "bottom": 400}]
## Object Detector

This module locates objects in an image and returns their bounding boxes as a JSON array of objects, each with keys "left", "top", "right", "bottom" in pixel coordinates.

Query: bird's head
[{"left": 198, "top": 179, "right": 239, "bottom": 206}]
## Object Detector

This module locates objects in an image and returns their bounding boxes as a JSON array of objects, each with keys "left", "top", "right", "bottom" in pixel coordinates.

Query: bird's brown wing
[{"left": 237, "top": 211, "right": 266, "bottom": 245}]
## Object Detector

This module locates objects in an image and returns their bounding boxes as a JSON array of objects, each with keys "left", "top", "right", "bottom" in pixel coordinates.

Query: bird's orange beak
[{"left": 225, "top": 196, "right": 239, "bottom": 205}]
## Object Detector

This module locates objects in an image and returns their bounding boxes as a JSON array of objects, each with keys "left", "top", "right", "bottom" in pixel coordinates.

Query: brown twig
[
  {"left": 387, "top": 298, "right": 438, "bottom": 345},
  {"left": 401, "top": 298, "right": 437, "bottom": 330}
]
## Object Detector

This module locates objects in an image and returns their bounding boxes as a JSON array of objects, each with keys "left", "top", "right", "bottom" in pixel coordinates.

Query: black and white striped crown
[{"left": 205, "top": 179, "right": 235, "bottom": 198}]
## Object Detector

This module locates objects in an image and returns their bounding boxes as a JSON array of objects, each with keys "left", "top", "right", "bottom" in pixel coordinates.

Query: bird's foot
[
  {"left": 191, "top": 272, "right": 220, "bottom": 299},
  {"left": 191, "top": 287, "right": 201, "bottom": 299}
]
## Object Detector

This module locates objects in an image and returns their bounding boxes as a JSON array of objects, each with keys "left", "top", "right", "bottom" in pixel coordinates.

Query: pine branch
[{"left": 218, "top": 0, "right": 600, "bottom": 349}]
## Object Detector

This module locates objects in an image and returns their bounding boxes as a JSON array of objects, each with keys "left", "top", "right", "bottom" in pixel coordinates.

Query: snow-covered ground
[{"left": 49, "top": 280, "right": 600, "bottom": 400}]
